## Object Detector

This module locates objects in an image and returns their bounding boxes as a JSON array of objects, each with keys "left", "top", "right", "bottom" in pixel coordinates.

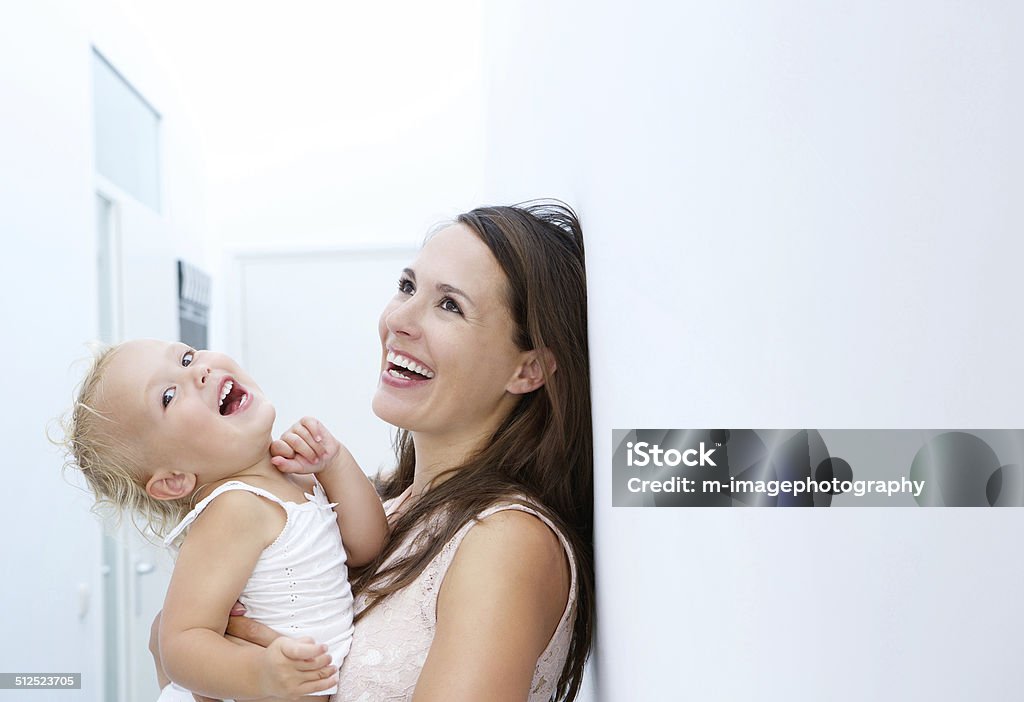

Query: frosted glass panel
[{"left": 92, "top": 50, "right": 160, "bottom": 210}]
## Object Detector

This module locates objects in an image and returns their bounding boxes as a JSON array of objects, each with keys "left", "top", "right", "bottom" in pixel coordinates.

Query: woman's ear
[
  {"left": 507, "top": 348, "right": 557, "bottom": 395},
  {"left": 145, "top": 470, "right": 197, "bottom": 501}
]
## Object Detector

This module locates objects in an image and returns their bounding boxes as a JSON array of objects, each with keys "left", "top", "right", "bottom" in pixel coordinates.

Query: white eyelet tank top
[{"left": 164, "top": 479, "right": 355, "bottom": 696}]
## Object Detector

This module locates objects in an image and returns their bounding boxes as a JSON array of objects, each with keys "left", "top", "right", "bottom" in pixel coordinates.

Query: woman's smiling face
[{"left": 372, "top": 224, "right": 531, "bottom": 445}]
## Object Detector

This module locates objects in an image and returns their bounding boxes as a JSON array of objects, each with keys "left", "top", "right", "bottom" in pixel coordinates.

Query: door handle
[{"left": 134, "top": 561, "right": 155, "bottom": 616}]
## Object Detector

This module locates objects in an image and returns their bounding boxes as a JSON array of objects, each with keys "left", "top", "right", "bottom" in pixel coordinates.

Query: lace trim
[{"left": 335, "top": 498, "right": 577, "bottom": 702}]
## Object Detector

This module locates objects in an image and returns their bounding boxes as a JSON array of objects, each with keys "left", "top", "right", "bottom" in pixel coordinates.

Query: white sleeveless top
[
  {"left": 334, "top": 488, "right": 579, "bottom": 701},
  {"left": 164, "top": 479, "right": 355, "bottom": 695}
]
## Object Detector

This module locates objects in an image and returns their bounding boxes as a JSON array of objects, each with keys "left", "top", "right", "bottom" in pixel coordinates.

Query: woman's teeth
[{"left": 387, "top": 351, "right": 435, "bottom": 379}]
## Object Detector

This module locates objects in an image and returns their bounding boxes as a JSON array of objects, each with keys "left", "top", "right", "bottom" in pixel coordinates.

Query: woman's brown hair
[{"left": 350, "top": 201, "right": 595, "bottom": 701}]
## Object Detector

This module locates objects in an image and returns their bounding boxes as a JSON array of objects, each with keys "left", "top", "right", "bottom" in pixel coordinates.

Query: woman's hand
[{"left": 224, "top": 605, "right": 279, "bottom": 648}]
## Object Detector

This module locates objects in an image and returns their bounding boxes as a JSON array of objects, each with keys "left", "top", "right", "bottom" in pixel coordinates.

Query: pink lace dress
[{"left": 333, "top": 487, "right": 579, "bottom": 701}]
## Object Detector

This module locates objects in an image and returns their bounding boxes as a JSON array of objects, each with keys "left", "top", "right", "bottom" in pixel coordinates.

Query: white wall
[
  {"left": 481, "top": 2, "right": 1024, "bottom": 700},
  {"left": 1, "top": 2, "right": 487, "bottom": 698},
  {"left": 129, "top": 0, "right": 487, "bottom": 252},
  {"left": 231, "top": 248, "right": 417, "bottom": 475},
  {"left": 12, "top": 1, "right": 1022, "bottom": 698},
  {"left": 124, "top": 1, "right": 490, "bottom": 367},
  {"left": 0, "top": 0, "right": 210, "bottom": 696},
  {"left": 0, "top": 0, "right": 101, "bottom": 685}
]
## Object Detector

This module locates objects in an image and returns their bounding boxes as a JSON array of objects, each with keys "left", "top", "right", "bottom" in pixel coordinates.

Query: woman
[{"left": 162, "top": 201, "right": 595, "bottom": 701}]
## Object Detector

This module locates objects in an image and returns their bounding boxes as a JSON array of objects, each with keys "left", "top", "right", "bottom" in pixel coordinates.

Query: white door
[
  {"left": 96, "top": 183, "right": 177, "bottom": 702},
  {"left": 232, "top": 248, "right": 417, "bottom": 476}
]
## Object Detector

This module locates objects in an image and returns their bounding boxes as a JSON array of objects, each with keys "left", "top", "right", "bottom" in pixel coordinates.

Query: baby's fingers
[
  {"left": 291, "top": 420, "right": 326, "bottom": 459},
  {"left": 271, "top": 456, "right": 310, "bottom": 474},
  {"left": 292, "top": 650, "right": 334, "bottom": 672},
  {"left": 299, "top": 416, "right": 328, "bottom": 444},
  {"left": 279, "top": 637, "right": 327, "bottom": 661},
  {"left": 270, "top": 439, "right": 295, "bottom": 459},
  {"left": 296, "top": 670, "right": 339, "bottom": 695},
  {"left": 282, "top": 430, "right": 319, "bottom": 463},
  {"left": 301, "top": 416, "right": 341, "bottom": 452}
]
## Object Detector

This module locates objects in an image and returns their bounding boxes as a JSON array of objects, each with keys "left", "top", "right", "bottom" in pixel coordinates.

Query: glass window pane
[{"left": 92, "top": 49, "right": 161, "bottom": 211}]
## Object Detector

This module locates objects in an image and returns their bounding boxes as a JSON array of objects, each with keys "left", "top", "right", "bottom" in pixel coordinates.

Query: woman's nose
[{"left": 384, "top": 298, "right": 422, "bottom": 339}]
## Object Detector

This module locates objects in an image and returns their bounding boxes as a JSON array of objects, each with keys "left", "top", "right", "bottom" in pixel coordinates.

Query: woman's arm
[
  {"left": 413, "top": 510, "right": 571, "bottom": 702},
  {"left": 159, "top": 490, "right": 338, "bottom": 699},
  {"left": 272, "top": 416, "right": 390, "bottom": 567}
]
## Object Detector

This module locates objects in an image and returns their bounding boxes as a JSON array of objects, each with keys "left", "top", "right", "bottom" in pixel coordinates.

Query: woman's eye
[
  {"left": 440, "top": 297, "right": 462, "bottom": 314},
  {"left": 398, "top": 278, "right": 415, "bottom": 295},
  {"left": 162, "top": 388, "right": 176, "bottom": 408},
  {"left": 182, "top": 350, "right": 195, "bottom": 367}
]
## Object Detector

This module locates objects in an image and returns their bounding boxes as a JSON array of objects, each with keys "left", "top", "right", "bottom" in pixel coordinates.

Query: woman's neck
[{"left": 409, "top": 429, "right": 490, "bottom": 497}]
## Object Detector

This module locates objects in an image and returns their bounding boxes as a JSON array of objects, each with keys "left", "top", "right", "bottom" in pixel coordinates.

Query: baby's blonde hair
[{"left": 61, "top": 344, "right": 193, "bottom": 540}]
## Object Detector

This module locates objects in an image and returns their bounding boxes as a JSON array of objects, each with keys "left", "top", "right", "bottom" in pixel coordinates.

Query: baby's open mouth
[{"left": 218, "top": 379, "right": 249, "bottom": 415}]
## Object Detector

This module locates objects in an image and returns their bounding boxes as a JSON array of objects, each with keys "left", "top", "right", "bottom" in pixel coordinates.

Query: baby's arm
[
  {"left": 272, "top": 416, "right": 389, "bottom": 567},
  {"left": 159, "top": 490, "right": 338, "bottom": 699}
]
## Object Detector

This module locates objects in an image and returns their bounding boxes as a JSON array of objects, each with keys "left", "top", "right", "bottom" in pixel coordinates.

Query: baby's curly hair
[{"left": 60, "top": 344, "right": 192, "bottom": 540}]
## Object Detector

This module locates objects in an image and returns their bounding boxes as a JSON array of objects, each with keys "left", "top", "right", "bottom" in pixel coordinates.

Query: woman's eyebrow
[
  {"left": 438, "top": 283, "right": 474, "bottom": 305},
  {"left": 406, "top": 267, "right": 474, "bottom": 305}
]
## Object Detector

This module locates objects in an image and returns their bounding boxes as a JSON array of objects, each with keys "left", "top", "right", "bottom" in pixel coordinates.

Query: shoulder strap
[{"left": 163, "top": 480, "right": 286, "bottom": 546}]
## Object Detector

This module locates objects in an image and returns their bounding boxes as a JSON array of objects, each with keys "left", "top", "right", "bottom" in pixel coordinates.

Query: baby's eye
[
  {"left": 162, "top": 388, "right": 176, "bottom": 408},
  {"left": 397, "top": 277, "right": 415, "bottom": 295},
  {"left": 440, "top": 297, "right": 462, "bottom": 314},
  {"left": 181, "top": 350, "right": 195, "bottom": 367}
]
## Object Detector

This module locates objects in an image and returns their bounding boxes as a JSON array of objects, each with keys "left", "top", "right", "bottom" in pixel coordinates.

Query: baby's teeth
[{"left": 219, "top": 380, "right": 233, "bottom": 406}]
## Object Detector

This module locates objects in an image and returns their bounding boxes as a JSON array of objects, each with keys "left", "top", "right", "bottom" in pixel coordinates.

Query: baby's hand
[
  {"left": 270, "top": 416, "right": 340, "bottom": 475},
  {"left": 258, "top": 636, "right": 337, "bottom": 698}
]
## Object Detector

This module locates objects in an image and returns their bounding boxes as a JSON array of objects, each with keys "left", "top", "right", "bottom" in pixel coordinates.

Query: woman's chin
[{"left": 372, "top": 391, "right": 413, "bottom": 429}]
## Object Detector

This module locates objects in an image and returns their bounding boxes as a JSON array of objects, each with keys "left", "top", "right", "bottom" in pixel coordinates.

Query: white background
[{"left": 3, "top": 1, "right": 1023, "bottom": 699}]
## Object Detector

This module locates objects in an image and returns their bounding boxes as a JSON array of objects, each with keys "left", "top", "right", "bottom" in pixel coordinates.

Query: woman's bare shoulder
[
  {"left": 467, "top": 508, "right": 568, "bottom": 570},
  {"left": 417, "top": 508, "right": 572, "bottom": 700},
  {"left": 440, "top": 507, "right": 570, "bottom": 632}
]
